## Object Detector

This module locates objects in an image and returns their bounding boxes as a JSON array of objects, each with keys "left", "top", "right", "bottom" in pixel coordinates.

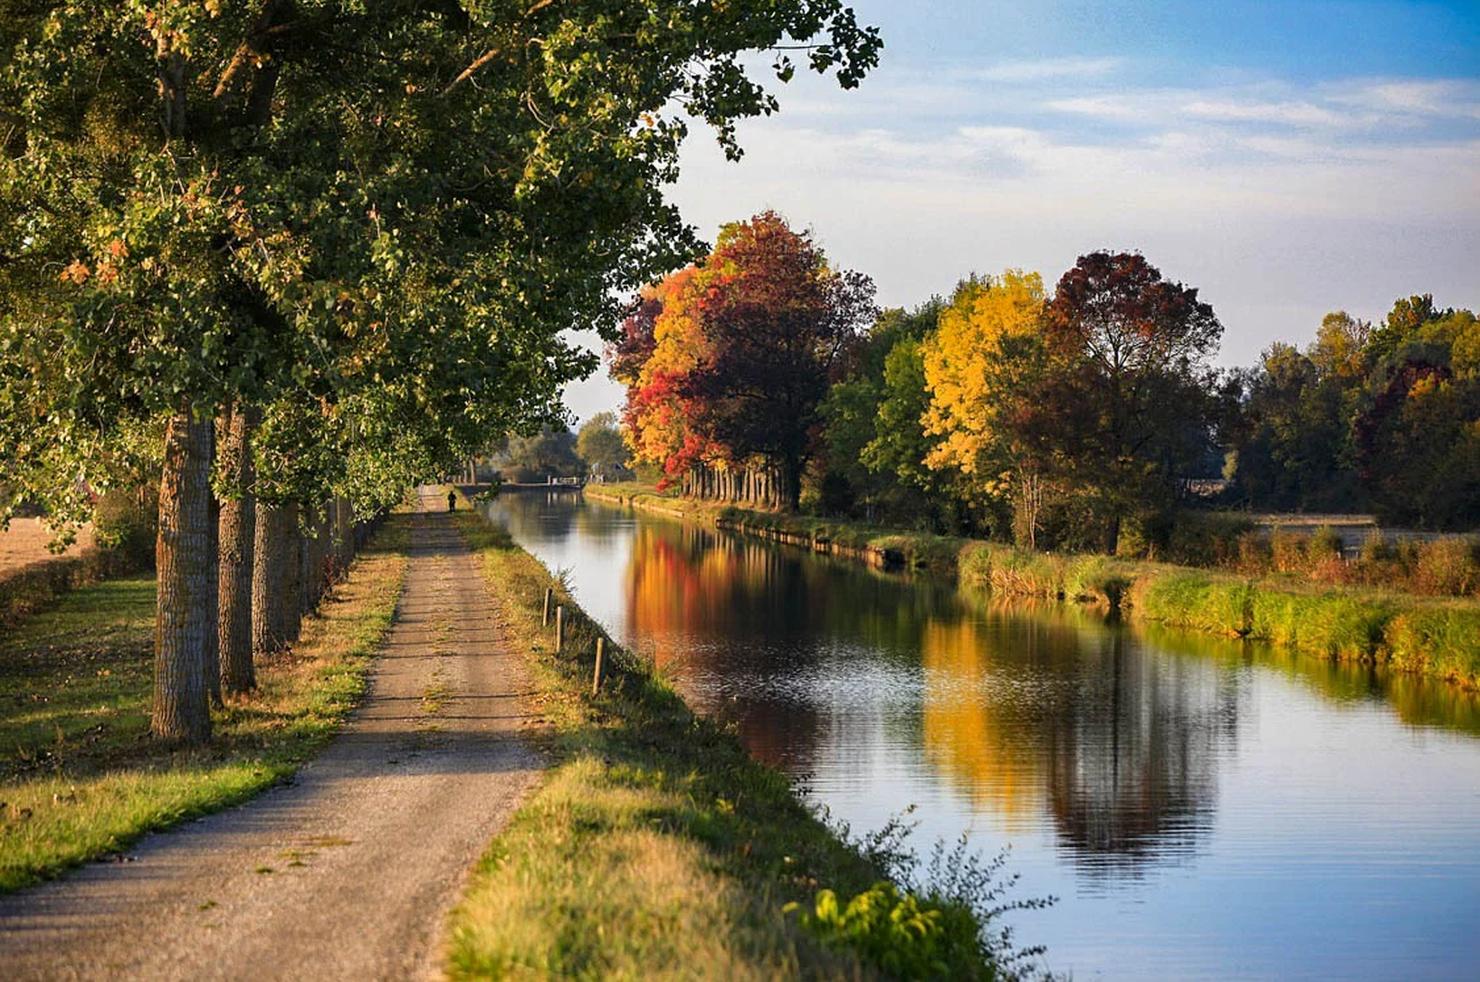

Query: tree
[
  {"left": 616, "top": 213, "right": 876, "bottom": 509},
  {"left": 1038, "top": 252, "right": 1222, "bottom": 554},
  {"left": 920, "top": 272, "right": 1050, "bottom": 546},
  {"left": 1353, "top": 302, "right": 1479, "bottom": 528},
  {"left": 819, "top": 300, "right": 947, "bottom": 523},
  {"left": 677, "top": 212, "right": 877, "bottom": 509},
  {"left": 1226, "top": 340, "right": 1360, "bottom": 512},
  {"left": 500, "top": 428, "right": 583, "bottom": 483},
  {"left": 577, "top": 413, "right": 631, "bottom": 480},
  {"left": 2, "top": 2, "right": 881, "bottom": 741},
  {"left": 617, "top": 267, "right": 716, "bottom": 488}
]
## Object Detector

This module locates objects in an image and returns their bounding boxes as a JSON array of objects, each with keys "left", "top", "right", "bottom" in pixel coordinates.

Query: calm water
[{"left": 482, "top": 492, "right": 1480, "bottom": 980}]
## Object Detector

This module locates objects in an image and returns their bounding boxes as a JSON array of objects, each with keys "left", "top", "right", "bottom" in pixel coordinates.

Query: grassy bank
[
  {"left": 0, "top": 516, "right": 409, "bottom": 892},
  {"left": 446, "top": 495, "right": 1024, "bottom": 980},
  {"left": 584, "top": 483, "right": 1480, "bottom": 690}
]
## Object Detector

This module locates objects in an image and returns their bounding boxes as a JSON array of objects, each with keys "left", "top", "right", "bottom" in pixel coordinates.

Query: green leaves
[{"left": 1, "top": 0, "right": 881, "bottom": 519}]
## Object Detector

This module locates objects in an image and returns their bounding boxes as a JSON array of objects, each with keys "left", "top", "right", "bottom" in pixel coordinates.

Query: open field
[{"left": 0, "top": 519, "right": 94, "bottom": 576}]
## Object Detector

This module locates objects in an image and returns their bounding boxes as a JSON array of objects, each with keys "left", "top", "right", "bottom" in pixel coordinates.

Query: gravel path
[{"left": 0, "top": 489, "right": 544, "bottom": 980}]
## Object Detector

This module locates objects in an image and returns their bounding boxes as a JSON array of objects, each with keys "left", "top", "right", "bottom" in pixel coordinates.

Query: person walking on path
[{"left": 447, "top": 488, "right": 457, "bottom": 511}]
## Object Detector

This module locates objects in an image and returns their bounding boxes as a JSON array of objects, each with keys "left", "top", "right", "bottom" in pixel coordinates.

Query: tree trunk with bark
[
  {"left": 282, "top": 503, "right": 302, "bottom": 642},
  {"left": 204, "top": 493, "right": 221, "bottom": 707},
  {"left": 153, "top": 410, "right": 214, "bottom": 743},
  {"left": 217, "top": 405, "right": 257, "bottom": 693},
  {"left": 334, "top": 494, "right": 353, "bottom": 577},
  {"left": 252, "top": 501, "right": 292, "bottom": 656}
]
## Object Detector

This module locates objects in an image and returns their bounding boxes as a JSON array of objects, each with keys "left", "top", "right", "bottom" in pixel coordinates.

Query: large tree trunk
[
  {"left": 298, "top": 504, "right": 315, "bottom": 617},
  {"left": 218, "top": 405, "right": 257, "bottom": 694},
  {"left": 334, "top": 494, "right": 353, "bottom": 577},
  {"left": 252, "top": 501, "right": 292, "bottom": 656},
  {"left": 153, "top": 411, "right": 214, "bottom": 743},
  {"left": 281, "top": 503, "right": 302, "bottom": 643},
  {"left": 205, "top": 494, "right": 221, "bottom": 707},
  {"left": 780, "top": 456, "right": 801, "bottom": 513}
]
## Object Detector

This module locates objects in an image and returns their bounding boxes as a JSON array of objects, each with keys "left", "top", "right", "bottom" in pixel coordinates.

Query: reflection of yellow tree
[{"left": 919, "top": 615, "right": 1046, "bottom": 822}]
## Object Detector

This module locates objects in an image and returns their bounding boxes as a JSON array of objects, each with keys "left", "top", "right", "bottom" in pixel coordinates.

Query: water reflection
[{"left": 481, "top": 493, "right": 1480, "bottom": 980}]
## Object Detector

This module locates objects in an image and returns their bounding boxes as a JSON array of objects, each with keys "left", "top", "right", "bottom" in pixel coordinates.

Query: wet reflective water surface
[{"left": 482, "top": 492, "right": 1480, "bottom": 980}]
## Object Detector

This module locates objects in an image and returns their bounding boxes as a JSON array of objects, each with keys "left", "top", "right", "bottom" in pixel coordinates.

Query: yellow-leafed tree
[{"left": 921, "top": 271, "right": 1052, "bottom": 547}]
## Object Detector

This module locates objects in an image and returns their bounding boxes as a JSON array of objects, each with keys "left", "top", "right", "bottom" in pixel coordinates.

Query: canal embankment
[
  {"left": 583, "top": 483, "right": 1480, "bottom": 691},
  {"left": 446, "top": 488, "right": 1021, "bottom": 980}
]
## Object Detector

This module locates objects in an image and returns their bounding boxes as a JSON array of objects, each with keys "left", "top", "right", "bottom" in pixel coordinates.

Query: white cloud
[
  {"left": 1182, "top": 99, "right": 1349, "bottom": 127},
  {"left": 965, "top": 56, "right": 1122, "bottom": 83},
  {"left": 1045, "top": 79, "right": 1480, "bottom": 131},
  {"left": 1332, "top": 79, "right": 1480, "bottom": 120}
]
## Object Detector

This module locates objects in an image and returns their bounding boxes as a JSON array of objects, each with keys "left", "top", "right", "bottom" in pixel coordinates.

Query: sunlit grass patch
[{"left": 0, "top": 518, "right": 409, "bottom": 892}]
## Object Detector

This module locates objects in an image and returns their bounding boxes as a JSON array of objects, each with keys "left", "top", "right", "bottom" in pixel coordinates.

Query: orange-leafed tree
[
  {"left": 614, "top": 213, "right": 875, "bottom": 509},
  {"left": 679, "top": 212, "right": 876, "bottom": 509}
]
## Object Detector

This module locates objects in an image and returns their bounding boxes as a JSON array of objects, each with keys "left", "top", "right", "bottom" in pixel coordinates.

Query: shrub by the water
[
  {"left": 1236, "top": 531, "right": 1273, "bottom": 575},
  {"left": 1249, "top": 590, "right": 1391, "bottom": 657},
  {"left": 1384, "top": 607, "right": 1480, "bottom": 682},
  {"left": 1412, "top": 538, "right": 1479, "bottom": 597},
  {"left": 1164, "top": 512, "right": 1254, "bottom": 567},
  {"left": 1270, "top": 528, "right": 1309, "bottom": 574}
]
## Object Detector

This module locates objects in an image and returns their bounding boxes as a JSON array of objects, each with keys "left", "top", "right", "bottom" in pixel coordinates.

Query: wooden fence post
[
  {"left": 592, "top": 637, "right": 605, "bottom": 696},
  {"left": 555, "top": 605, "right": 564, "bottom": 653},
  {"left": 542, "top": 587, "right": 552, "bottom": 626}
]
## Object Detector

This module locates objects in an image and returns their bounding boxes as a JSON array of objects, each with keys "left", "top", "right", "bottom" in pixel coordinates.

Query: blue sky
[{"left": 563, "top": 0, "right": 1480, "bottom": 421}]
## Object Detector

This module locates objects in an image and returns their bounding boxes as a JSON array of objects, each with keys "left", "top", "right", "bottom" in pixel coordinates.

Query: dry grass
[{"left": 0, "top": 519, "right": 93, "bottom": 576}]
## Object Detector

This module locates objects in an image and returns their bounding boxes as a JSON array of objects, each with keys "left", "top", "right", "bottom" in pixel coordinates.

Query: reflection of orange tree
[
  {"left": 621, "top": 525, "right": 825, "bottom": 769},
  {"left": 919, "top": 615, "right": 1046, "bottom": 822}
]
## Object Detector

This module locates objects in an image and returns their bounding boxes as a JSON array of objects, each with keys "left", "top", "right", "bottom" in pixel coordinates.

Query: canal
[{"left": 481, "top": 491, "right": 1480, "bottom": 980}]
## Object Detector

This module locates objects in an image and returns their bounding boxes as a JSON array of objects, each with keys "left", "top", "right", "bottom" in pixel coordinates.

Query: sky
[{"left": 562, "top": 0, "right": 1480, "bottom": 423}]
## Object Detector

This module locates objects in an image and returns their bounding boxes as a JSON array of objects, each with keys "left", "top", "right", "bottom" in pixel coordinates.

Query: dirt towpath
[{"left": 0, "top": 489, "right": 543, "bottom": 980}]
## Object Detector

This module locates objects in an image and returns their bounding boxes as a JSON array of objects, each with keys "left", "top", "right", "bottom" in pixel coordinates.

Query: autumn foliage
[{"left": 613, "top": 212, "right": 876, "bottom": 509}]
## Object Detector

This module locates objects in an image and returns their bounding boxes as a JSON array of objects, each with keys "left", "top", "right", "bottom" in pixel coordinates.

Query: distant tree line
[{"left": 612, "top": 212, "right": 1478, "bottom": 547}]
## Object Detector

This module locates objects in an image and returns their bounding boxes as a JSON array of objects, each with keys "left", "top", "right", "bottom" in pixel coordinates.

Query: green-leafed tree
[
  {"left": 500, "top": 427, "right": 583, "bottom": 483},
  {"left": 1353, "top": 300, "right": 1480, "bottom": 528},
  {"left": 819, "top": 300, "right": 947, "bottom": 523},
  {"left": 576, "top": 412, "right": 631, "bottom": 481}
]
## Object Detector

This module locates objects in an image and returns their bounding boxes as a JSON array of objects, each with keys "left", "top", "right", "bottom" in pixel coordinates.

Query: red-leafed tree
[
  {"left": 1037, "top": 251, "right": 1222, "bottom": 553},
  {"left": 616, "top": 213, "right": 875, "bottom": 509},
  {"left": 679, "top": 212, "right": 876, "bottom": 509}
]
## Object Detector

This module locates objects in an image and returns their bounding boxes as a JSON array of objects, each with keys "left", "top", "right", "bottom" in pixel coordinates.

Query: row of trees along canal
[
  {"left": 0, "top": 3, "right": 882, "bottom": 742},
  {"left": 613, "top": 213, "right": 1478, "bottom": 552}
]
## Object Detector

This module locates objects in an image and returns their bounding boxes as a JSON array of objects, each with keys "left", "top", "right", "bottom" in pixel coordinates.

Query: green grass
[
  {"left": 0, "top": 517, "right": 409, "bottom": 892},
  {"left": 444, "top": 503, "right": 1008, "bottom": 980},
  {"left": 1384, "top": 606, "right": 1480, "bottom": 683},
  {"left": 587, "top": 483, "right": 1480, "bottom": 690},
  {"left": 1131, "top": 572, "right": 1254, "bottom": 638}
]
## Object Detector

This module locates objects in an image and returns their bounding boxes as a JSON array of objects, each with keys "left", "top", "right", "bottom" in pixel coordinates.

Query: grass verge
[
  {"left": 585, "top": 483, "right": 1480, "bottom": 690},
  {"left": 0, "top": 515, "right": 409, "bottom": 892},
  {"left": 445, "top": 496, "right": 1020, "bottom": 980}
]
